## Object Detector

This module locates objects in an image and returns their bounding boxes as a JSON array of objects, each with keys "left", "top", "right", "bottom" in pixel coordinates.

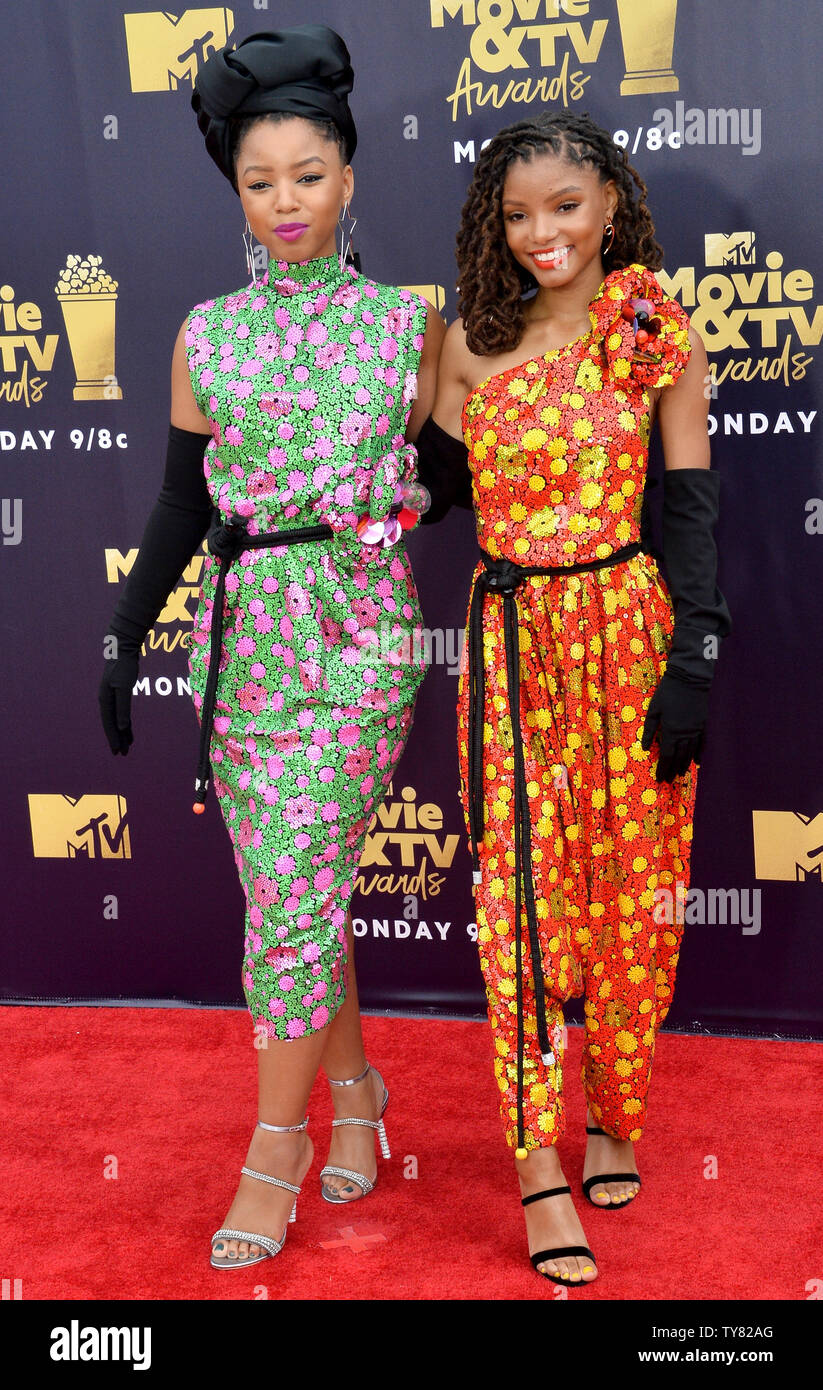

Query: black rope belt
[
  {"left": 466, "top": 540, "right": 642, "bottom": 1155},
  {"left": 192, "top": 511, "right": 333, "bottom": 813}
]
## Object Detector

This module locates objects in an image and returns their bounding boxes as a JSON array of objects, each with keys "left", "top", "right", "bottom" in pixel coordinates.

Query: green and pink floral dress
[{"left": 184, "top": 254, "right": 427, "bottom": 1038}]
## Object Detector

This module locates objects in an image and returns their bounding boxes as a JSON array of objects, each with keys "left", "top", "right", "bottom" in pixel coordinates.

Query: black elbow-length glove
[
  {"left": 641, "top": 467, "right": 732, "bottom": 783},
  {"left": 99, "top": 425, "right": 213, "bottom": 755},
  {"left": 413, "top": 414, "right": 473, "bottom": 523}
]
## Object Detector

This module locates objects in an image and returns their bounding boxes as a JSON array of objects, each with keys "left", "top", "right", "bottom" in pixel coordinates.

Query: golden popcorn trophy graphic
[
  {"left": 616, "top": 0, "right": 680, "bottom": 96},
  {"left": 54, "top": 254, "right": 122, "bottom": 401}
]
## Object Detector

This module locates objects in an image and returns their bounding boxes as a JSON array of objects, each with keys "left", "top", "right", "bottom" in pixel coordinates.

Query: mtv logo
[
  {"left": 402, "top": 285, "right": 447, "bottom": 315},
  {"left": 124, "top": 8, "right": 234, "bottom": 92},
  {"left": 752, "top": 811, "right": 823, "bottom": 882},
  {"left": 28, "top": 795, "right": 131, "bottom": 859},
  {"left": 705, "top": 232, "right": 756, "bottom": 268}
]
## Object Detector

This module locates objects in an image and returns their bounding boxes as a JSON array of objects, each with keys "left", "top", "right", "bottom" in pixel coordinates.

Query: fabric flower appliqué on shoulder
[{"left": 589, "top": 263, "right": 692, "bottom": 390}]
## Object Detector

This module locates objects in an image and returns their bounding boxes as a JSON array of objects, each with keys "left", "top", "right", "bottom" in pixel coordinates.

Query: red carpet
[{"left": 1, "top": 1006, "right": 819, "bottom": 1300}]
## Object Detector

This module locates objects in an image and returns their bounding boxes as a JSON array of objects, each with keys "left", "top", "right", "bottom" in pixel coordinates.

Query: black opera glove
[
  {"left": 640, "top": 467, "right": 732, "bottom": 785},
  {"left": 413, "top": 414, "right": 473, "bottom": 524},
  {"left": 99, "top": 639, "right": 141, "bottom": 757},
  {"left": 641, "top": 672, "right": 711, "bottom": 784},
  {"left": 99, "top": 424, "right": 213, "bottom": 755}
]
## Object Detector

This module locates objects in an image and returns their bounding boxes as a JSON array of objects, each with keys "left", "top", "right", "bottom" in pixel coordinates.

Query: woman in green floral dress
[{"left": 100, "top": 27, "right": 444, "bottom": 1270}]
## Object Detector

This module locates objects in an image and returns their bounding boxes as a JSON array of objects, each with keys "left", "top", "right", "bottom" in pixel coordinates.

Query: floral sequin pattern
[
  {"left": 457, "top": 264, "right": 696, "bottom": 1146},
  {"left": 463, "top": 263, "right": 691, "bottom": 571},
  {"left": 184, "top": 257, "right": 428, "bottom": 1038}
]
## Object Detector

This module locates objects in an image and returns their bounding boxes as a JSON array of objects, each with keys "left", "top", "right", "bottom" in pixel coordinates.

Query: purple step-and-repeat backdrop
[{"left": 1, "top": 1, "right": 821, "bottom": 1038}]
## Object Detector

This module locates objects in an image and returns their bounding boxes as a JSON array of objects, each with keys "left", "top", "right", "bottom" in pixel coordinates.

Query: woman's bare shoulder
[{"left": 441, "top": 316, "right": 482, "bottom": 391}]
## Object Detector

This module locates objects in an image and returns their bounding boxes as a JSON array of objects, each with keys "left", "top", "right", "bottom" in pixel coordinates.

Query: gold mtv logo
[
  {"left": 402, "top": 285, "right": 447, "bottom": 315},
  {"left": 124, "top": 8, "right": 234, "bottom": 92},
  {"left": 28, "top": 795, "right": 131, "bottom": 859},
  {"left": 705, "top": 232, "right": 756, "bottom": 268},
  {"left": 617, "top": 0, "right": 679, "bottom": 96},
  {"left": 752, "top": 811, "right": 823, "bottom": 882}
]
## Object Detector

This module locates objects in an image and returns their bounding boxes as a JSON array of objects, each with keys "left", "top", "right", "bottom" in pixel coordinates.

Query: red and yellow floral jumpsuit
[{"left": 457, "top": 264, "right": 694, "bottom": 1151}]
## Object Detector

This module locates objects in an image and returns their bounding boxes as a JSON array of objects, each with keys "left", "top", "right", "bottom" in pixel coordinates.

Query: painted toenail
[
  {"left": 570, "top": 1272, "right": 581, "bottom": 1281},
  {"left": 583, "top": 1265, "right": 594, "bottom": 1274}
]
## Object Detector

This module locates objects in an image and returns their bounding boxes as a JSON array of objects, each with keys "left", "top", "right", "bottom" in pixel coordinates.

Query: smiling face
[
  {"left": 502, "top": 149, "right": 617, "bottom": 291},
  {"left": 235, "top": 115, "right": 354, "bottom": 263}
]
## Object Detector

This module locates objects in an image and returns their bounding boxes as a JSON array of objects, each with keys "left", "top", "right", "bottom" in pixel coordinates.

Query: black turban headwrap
[{"left": 191, "top": 25, "right": 357, "bottom": 192}]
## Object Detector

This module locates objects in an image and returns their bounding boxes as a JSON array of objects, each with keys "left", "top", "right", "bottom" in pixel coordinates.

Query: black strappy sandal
[
  {"left": 521, "top": 1186, "right": 597, "bottom": 1285},
  {"left": 582, "top": 1125, "right": 641, "bottom": 1209}
]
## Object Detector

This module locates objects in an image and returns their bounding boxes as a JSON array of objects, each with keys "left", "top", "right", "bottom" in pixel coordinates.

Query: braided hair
[{"left": 456, "top": 111, "right": 663, "bottom": 356}]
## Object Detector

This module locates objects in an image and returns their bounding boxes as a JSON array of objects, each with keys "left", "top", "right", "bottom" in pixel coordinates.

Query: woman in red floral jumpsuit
[{"left": 417, "top": 112, "right": 730, "bottom": 1286}]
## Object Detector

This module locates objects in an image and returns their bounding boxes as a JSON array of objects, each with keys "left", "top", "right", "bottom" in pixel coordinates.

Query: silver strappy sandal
[
  {"left": 320, "top": 1062, "right": 390, "bottom": 1203},
  {"left": 210, "top": 1115, "right": 308, "bottom": 1270}
]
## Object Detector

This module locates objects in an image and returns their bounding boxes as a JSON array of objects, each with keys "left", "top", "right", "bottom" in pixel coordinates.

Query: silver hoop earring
[
  {"left": 337, "top": 201, "right": 358, "bottom": 273},
  {"left": 602, "top": 221, "right": 616, "bottom": 256},
  {"left": 243, "top": 219, "right": 259, "bottom": 286}
]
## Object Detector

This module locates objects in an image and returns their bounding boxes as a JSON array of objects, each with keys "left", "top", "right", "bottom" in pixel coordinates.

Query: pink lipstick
[{"left": 274, "top": 223, "right": 309, "bottom": 243}]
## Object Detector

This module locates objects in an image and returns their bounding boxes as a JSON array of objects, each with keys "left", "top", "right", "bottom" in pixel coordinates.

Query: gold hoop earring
[{"left": 602, "top": 222, "right": 616, "bottom": 256}]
